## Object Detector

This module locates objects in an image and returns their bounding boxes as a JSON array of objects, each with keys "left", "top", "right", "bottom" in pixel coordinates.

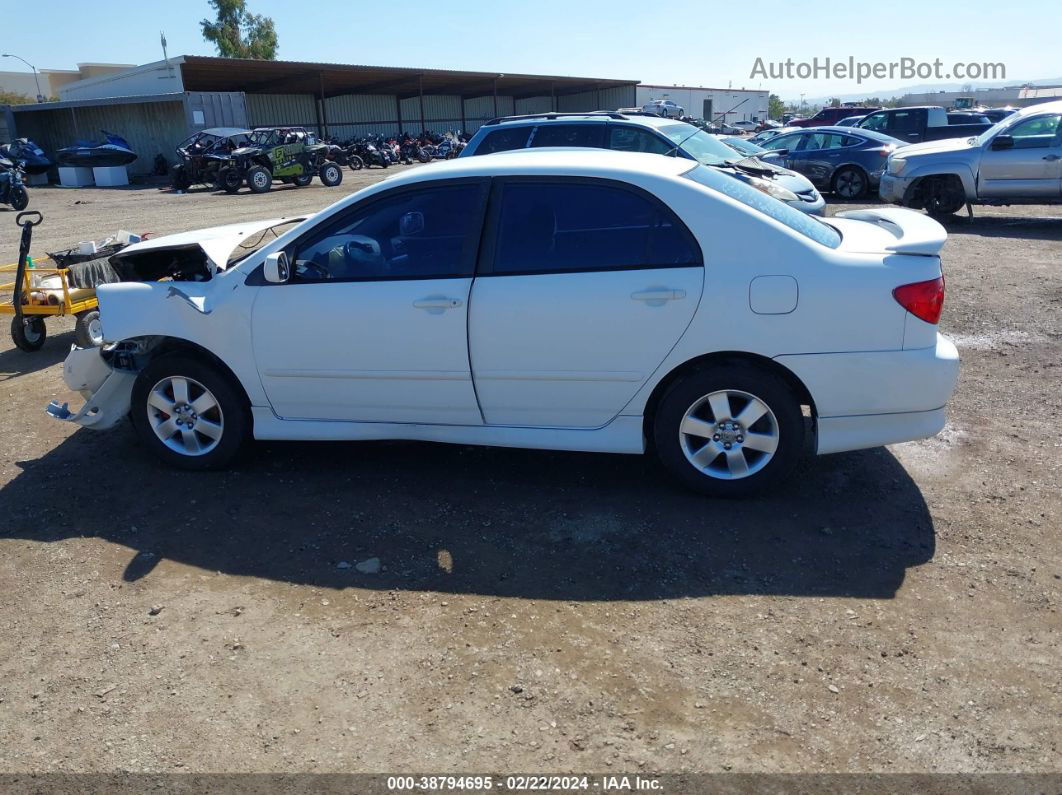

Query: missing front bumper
[{"left": 45, "top": 345, "right": 136, "bottom": 430}]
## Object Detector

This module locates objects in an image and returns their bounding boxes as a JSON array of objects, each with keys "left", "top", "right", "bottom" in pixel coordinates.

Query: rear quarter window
[
  {"left": 687, "top": 165, "right": 841, "bottom": 249},
  {"left": 474, "top": 127, "right": 532, "bottom": 154}
]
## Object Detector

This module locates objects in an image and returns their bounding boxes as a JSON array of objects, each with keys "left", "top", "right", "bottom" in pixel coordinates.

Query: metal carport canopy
[{"left": 178, "top": 56, "right": 638, "bottom": 100}]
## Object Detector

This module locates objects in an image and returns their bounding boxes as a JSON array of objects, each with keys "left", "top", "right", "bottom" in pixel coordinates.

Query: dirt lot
[{"left": 0, "top": 175, "right": 1059, "bottom": 775}]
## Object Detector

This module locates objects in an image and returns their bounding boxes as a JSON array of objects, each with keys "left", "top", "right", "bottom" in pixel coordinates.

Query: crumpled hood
[{"left": 116, "top": 217, "right": 307, "bottom": 274}]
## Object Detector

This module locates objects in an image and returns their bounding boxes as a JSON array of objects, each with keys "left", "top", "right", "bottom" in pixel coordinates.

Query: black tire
[
  {"left": 347, "top": 155, "right": 364, "bottom": 172},
  {"left": 292, "top": 173, "right": 313, "bottom": 187},
  {"left": 10, "top": 315, "right": 46, "bottom": 352},
  {"left": 74, "top": 310, "right": 104, "bottom": 348},
  {"left": 318, "top": 162, "right": 343, "bottom": 187},
  {"left": 246, "top": 165, "right": 272, "bottom": 194},
  {"left": 130, "top": 354, "right": 249, "bottom": 471},
  {"left": 831, "top": 166, "right": 867, "bottom": 199},
  {"left": 171, "top": 164, "right": 191, "bottom": 192},
  {"left": 217, "top": 167, "right": 242, "bottom": 194},
  {"left": 652, "top": 363, "right": 804, "bottom": 498},
  {"left": 922, "top": 175, "right": 965, "bottom": 218},
  {"left": 10, "top": 186, "right": 29, "bottom": 212}
]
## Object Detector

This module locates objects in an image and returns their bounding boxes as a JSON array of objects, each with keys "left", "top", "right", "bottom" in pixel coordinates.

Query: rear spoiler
[{"left": 834, "top": 207, "right": 947, "bottom": 256}]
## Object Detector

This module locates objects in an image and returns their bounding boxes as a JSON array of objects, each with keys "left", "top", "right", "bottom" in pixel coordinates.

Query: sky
[{"left": 1, "top": 0, "right": 1056, "bottom": 100}]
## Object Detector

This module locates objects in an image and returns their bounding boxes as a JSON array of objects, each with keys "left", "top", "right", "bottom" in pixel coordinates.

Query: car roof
[
  {"left": 367, "top": 148, "right": 695, "bottom": 188},
  {"left": 484, "top": 113, "right": 677, "bottom": 130},
  {"left": 782, "top": 126, "right": 900, "bottom": 143},
  {"left": 201, "top": 127, "right": 251, "bottom": 137},
  {"left": 1012, "top": 99, "right": 1062, "bottom": 118}
]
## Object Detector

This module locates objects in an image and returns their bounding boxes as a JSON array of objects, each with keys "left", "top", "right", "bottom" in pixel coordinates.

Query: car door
[
  {"left": 251, "top": 179, "right": 489, "bottom": 423},
  {"left": 978, "top": 113, "right": 1062, "bottom": 198},
  {"left": 468, "top": 178, "right": 704, "bottom": 428},
  {"left": 759, "top": 132, "right": 805, "bottom": 172},
  {"left": 791, "top": 132, "right": 838, "bottom": 187}
]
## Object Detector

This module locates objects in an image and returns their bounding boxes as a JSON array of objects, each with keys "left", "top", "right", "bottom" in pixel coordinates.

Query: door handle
[
  {"left": 631, "top": 288, "right": 686, "bottom": 307},
  {"left": 413, "top": 296, "right": 463, "bottom": 314},
  {"left": 1043, "top": 154, "right": 1060, "bottom": 161}
]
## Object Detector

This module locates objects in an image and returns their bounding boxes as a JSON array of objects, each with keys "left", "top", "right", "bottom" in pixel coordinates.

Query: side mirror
[
  {"left": 264, "top": 251, "right": 291, "bottom": 284},
  {"left": 399, "top": 211, "right": 425, "bottom": 236},
  {"left": 991, "top": 134, "right": 1014, "bottom": 150}
]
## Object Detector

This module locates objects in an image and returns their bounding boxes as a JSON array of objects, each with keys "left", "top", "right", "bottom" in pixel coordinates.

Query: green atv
[{"left": 215, "top": 127, "right": 343, "bottom": 194}]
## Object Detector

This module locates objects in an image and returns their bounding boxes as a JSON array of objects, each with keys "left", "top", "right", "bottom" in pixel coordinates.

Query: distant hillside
[{"left": 783, "top": 77, "right": 1062, "bottom": 105}]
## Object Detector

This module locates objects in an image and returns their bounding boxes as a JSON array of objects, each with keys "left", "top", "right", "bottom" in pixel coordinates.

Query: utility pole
[{"left": 2, "top": 53, "right": 44, "bottom": 102}]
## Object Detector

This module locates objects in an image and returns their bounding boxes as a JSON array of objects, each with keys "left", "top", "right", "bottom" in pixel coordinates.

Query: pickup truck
[
  {"left": 878, "top": 99, "right": 1062, "bottom": 217},
  {"left": 856, "top": 106, "right": 991, "bottom": 144}
]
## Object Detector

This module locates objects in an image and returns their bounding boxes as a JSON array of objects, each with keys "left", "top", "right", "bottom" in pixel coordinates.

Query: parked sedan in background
[
  {"left": 714, "top": 135, "right": 826, "bottom": 214},
  {"left": 748, "top": 126, "right": 800, "bottom": 146},
  {"left": 730, "top": 120, "right": 760, "bottom": 133},
  {"left": 49, "top": 150, "right": 958, "bottom": 497},
  {"left": 837, "top": 115, "right": 866, "bottom": 127},
  {"left": 642, "top": 99, "right": 685, "bottom": 118},
  {"left": 758, "top": 127, "right": 905, "bottom": 198}
]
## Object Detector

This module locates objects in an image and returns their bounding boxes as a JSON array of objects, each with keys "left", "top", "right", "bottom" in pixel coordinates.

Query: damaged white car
[{"left": 49, "top": 150, "right": 959, "bottom": 497}]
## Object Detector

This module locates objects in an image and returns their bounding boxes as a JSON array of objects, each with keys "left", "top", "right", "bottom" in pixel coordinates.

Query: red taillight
[{"left": 893, "top": 276, "right": 945, "bottom": 325}]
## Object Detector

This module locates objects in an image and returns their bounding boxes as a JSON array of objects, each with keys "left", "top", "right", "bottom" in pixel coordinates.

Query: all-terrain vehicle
[
  {"left": 170, "top": 127, "right": 252, "bottom": 191},
  {"left": 213, "top": 127, "right": 343, "bottom": 194}
]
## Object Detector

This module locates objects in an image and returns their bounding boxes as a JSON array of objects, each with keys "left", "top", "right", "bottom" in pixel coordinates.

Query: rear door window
[
  {"left": 608, "top": 127, "right": 673, "bottom": 155},
  {"left": 475, "top": 127, "right": 532, "bottom": 154},
  {"left": 529, "top": 124, "right": 606, "bottom": 149},
  {"left": 490, "top": 180, "right": 701, "bottom": 275}
]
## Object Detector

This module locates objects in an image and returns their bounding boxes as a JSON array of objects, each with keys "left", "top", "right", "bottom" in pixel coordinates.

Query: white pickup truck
[{"left": 879, "top": 100, "right": 1062, "bottom": 217}]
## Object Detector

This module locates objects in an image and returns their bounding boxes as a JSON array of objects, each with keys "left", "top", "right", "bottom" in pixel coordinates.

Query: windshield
[
  {"left": 658, "top": 123, "right": 741, "bottom": 166},
  {"left": 249, "top": 130, "right": 277, "bottom": 146},
  {"left": 974, "top": 115, "right": 1017, "bottom": 146},
  {"left": 686, "top": 164, "right": 841, "bottom": 249}
]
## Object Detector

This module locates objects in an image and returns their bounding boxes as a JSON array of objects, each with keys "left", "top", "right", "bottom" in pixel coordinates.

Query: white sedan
[{"left": 48, "top": 150, "right": 959, "bottom": 497}]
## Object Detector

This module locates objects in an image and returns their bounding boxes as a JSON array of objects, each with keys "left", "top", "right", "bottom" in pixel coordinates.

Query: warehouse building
[
  {"left": 899, "top": 83, "right": 1062, "bottom": 109},
  {"left": 2, "top": 56, "right": 638, "bottom": 175},
  {"left": 636, "top": 84, "right": 769, "bottom": 124}
]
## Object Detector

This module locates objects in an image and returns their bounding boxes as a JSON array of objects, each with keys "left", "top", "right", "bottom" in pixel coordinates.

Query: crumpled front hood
[{"left": 116, "top": 217, "right": 307, "bottom": 274}]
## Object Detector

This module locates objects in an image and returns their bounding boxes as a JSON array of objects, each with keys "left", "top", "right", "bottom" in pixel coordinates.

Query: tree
[
  {"left": 829, "top": 97, "right": 841, "bottom": 108},
  {"left": 768, "top": 94, "right": 784, "bottom": 120},
  {"left": 0, "top": 89, "right": 34, "bottom": 106},
  {"left": 201, "top": 0, "right": 278, "bottom": 60}
]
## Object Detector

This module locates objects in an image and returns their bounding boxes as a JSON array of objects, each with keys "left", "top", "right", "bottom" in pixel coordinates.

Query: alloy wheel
[
  {"left": 678, "top": 389, "right": 780, "bottom": 480},
  {"left": 146, "top": 375, "right": 225, "bottom": 457}
]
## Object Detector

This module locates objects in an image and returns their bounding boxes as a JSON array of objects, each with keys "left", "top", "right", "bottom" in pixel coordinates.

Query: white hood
[
  {"left": 830, "top": 207, "right": 947, "bottom": 256},
  {"left": 117, "top": 216, "right": 309, "bottom": 273},
  {"left": 895, "top": 137, "right": 979, "bottom": 157}
]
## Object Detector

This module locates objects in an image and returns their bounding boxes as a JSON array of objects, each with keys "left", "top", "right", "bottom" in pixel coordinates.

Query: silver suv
[
  {"left": 461, "top": 112, "right": 826, "bottom": 215},
  {"left": 879, "top": 99, "right": 1062, "bottom": 217}
]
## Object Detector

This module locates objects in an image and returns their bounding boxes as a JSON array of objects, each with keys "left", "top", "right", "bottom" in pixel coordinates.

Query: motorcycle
[{"left": 0, "top": 158, "right": 30, "bottom": 211}]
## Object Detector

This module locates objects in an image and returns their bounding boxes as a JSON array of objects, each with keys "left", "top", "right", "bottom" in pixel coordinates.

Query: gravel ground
[{"left": 0, "top": 176, "right": 1059, "bottom": 775}]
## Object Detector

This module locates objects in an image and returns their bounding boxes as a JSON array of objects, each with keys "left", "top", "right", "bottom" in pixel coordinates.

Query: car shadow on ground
[
  {"left": 0, "top": 426, "right": 935, "bottom": 601},
  {"left": 940, "top": 213, "right": 1062, "bottom": 241},
  {"left": 0, "top": 331, "right": 72, "bottom": 379}
]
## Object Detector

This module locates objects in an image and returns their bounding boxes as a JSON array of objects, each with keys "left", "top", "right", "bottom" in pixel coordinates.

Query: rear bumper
[{"left": 775, "top": 334, "right": 960, "bottom": 454}]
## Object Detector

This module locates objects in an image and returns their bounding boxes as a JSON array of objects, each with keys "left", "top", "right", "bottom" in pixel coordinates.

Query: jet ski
[
  {"left": 56, "top": 131, "right": 137, "bottom": 168},
  {"left": 0, "top": 138, "right": 52, "bottom": 175}
]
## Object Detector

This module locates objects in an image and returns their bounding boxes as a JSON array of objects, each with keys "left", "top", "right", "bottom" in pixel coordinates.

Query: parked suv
[
  {"left": 461, "top": 112, "right": 825, "bottom": 214},
  {"left": 879, "top": 99, "right": 1062, "bottom": 217}
]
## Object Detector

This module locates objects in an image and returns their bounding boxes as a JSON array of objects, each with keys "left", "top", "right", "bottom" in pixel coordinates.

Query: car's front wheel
[
  {"left": 318, "top": 162, "right": 343, "bottom": 187},
  {"left": 653, "top": 363, "right": 804, "bottom": 497},
  {"left": 246, "top": 165, "right": 272, "bottom": 194},
  {"left": 922, "top": 175, "right": 965, "bottom": 218},
  {"left": 130, "top": 355, "right": 248, "bottom": 470}
]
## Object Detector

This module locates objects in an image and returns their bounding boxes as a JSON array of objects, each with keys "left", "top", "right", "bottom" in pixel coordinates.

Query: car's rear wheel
[
  {"left": 653, "top": 363, "right": 804, "bottom": 497},
  {"left": 832, "top": 166, "right": 867, "bottom": 199},
  {"left": 922, "top": 175, "right": 965, "bottom": 218},
  {"left": 130, "top": 355, "right": 248, "bottom": 470},
  {"left": 318, "top": 162, "right": 343, "bottom": 187},
  {"left": 246, "top": 165, "right": 272, "bottom": 194}
]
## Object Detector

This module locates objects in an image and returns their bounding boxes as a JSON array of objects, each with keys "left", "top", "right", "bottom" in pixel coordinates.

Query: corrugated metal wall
[
  {"left": 185, "top": 91, "right": 249, "bottom": 130},
  {"left": 245, "top": 93, "right": 318, "bottom": 129},
  {"left": 462, "top": 96, "right": 516, "bottom": 132},
  {"left": 557, "top": 85, "right": 635, "bottom": 113},
  {"left": 12, "top": 99, "right": 187, "bottom": 175},
  {"left": 514, "top": 96, "right": 555, "bottom": 116},
  {"left": 325, "top": 94, "right": 400, "bottom": 139}
]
